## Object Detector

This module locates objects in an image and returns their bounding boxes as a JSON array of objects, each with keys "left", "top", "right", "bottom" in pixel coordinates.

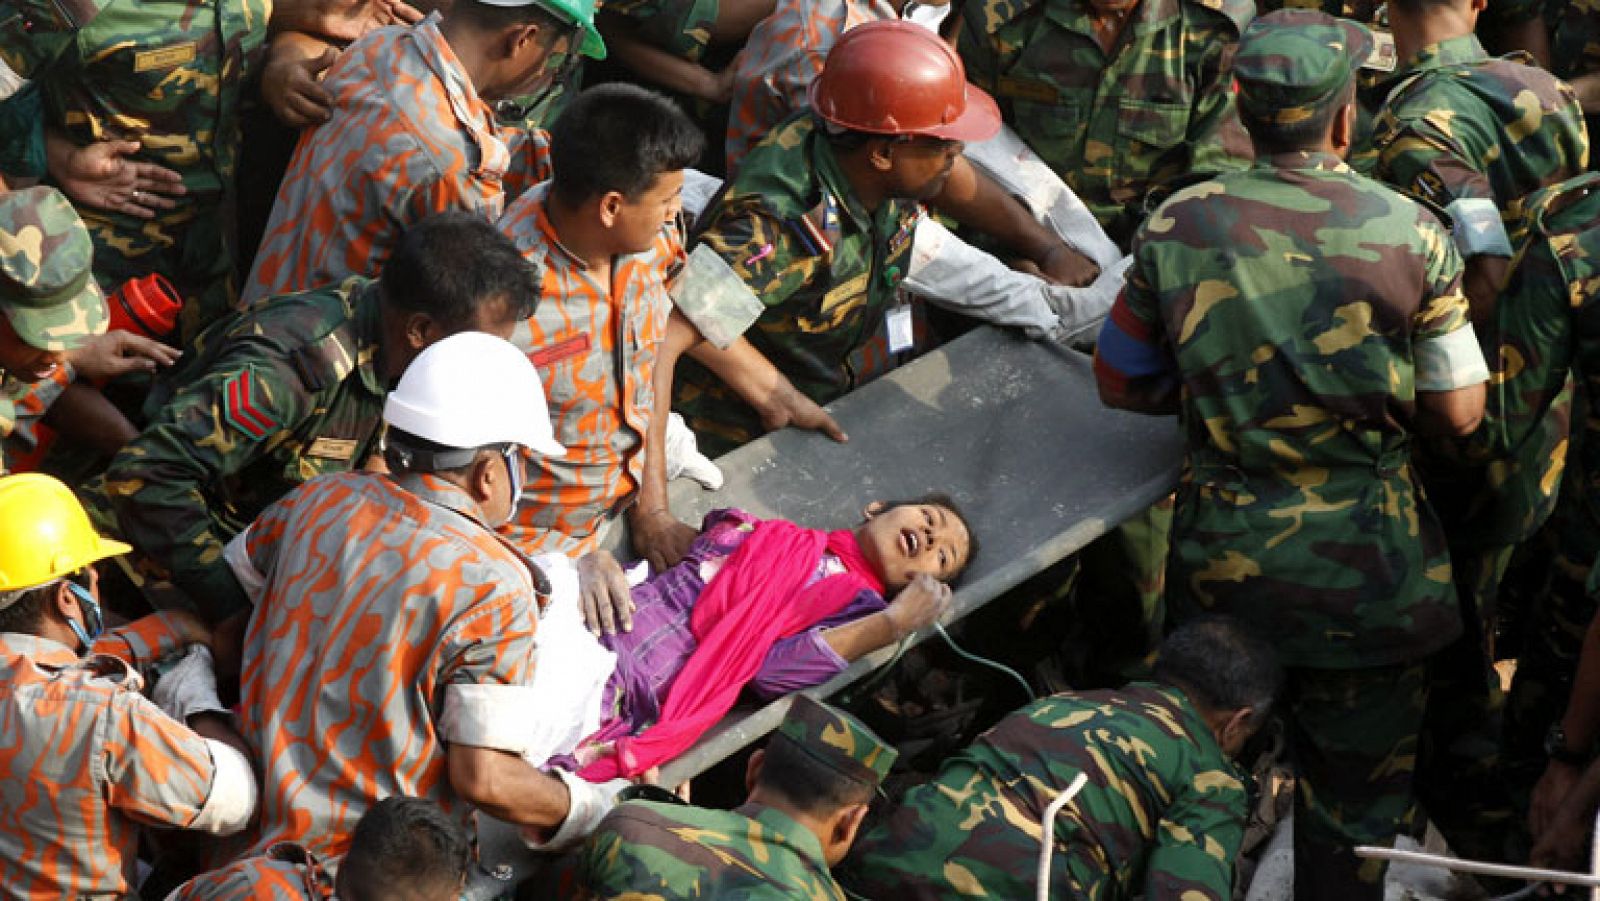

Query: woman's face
[{"left": 857, "top": 502, "right": 971, "bottom": 588}]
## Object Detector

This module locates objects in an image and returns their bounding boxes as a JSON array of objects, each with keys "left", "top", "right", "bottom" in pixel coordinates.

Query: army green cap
[
  {"left": 0, "top": 187, "right": 108, "bottom": 352},
  {"left": 773, "top": 695, "right": 897, "bottom": 787},
  {"left": 1234, "top": 9, "right": 1374, "bottom": 126}
]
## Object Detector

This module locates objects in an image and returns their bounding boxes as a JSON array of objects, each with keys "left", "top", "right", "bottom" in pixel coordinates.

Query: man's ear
[
  {"left": 51, "top": 580, "right": 78, "bottom": 623},
  {"left": 825, "top": 801, "right": 871, "bottom": 864},
  {"left": 468, "top": 451, "right": 500, "bottom": 506},
  {"left": 1221, "top": 706, "right": 1255, "bottom": 750},
  {"left": 404, "top": 311, "right": 439, "bottom": 354},
  {"left": 598, "top": 191, "right": 626, "bottom": 229},
  {"left": 862, "top": 501, "right": 886, "bottom": 520},
  {"left": 868, "top": 139, "right": 896, "bottom": 173},
  {"left": 744, "top": 748, "right": 766, "bottom": 795},
  {"left": 504, "top": 21, "right": 544, "bottom": 59}
]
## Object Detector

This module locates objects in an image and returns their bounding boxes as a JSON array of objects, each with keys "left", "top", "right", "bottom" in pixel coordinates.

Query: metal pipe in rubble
[
  {"left": 1355, "top": 846, "right": 1600, "bottom": 890},
  {"left": 1036, "top": 772, "right": 1090, "bottom": 901}
]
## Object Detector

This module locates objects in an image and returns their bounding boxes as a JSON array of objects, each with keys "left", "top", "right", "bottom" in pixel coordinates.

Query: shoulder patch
[
  {"left": 1409, "top": 168, "right": 1453, "bottom": 206},
  {"left": 222, "top": 370, "right": 278, "bottom": 440}
]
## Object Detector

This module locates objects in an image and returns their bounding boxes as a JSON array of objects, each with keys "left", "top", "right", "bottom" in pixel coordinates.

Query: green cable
[{"left": 934, "top": 623, "right": 1036, "bottom": 702}]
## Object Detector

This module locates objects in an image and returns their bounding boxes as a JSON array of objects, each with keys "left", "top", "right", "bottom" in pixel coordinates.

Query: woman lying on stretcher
[{"left": 527, "top": 495, "right": 978, "bottom": 780}]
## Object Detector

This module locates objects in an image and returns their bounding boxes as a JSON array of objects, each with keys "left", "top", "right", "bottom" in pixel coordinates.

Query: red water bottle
[{"left": 106, "top": 273, "right": 181, "bottom": 340}]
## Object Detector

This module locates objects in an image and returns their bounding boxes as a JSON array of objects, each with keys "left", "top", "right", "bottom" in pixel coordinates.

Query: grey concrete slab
[{"left": 467, "top": 326, "right": 1183, "bottom": 897}]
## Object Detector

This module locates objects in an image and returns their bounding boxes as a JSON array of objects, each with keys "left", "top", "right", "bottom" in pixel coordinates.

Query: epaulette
[{"left": 288, "top": 319, "right": 359, "bottom": 394}]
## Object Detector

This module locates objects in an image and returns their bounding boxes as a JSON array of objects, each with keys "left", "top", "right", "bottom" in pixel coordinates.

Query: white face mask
[{"left": 901, "top": 1, "right": 952, "bottom": 32}]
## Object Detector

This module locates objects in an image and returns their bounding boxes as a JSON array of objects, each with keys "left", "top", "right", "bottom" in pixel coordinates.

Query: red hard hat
[{"left": 807, "top": 21, "right": 1001, "bottom": 142}]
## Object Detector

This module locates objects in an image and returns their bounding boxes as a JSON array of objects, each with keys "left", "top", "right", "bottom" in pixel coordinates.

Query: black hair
[
  {"left": 0, "top": 584, "right": 51, "bottom": 634},
  {"left": 450, "top": 0, "right": 568, "bottom": 36},
  {"left": 0, "top": 568, "right": 91, "bottom": 635},
  {"left": 757, "top": 733, "right": 876, "bottom": 818},
  {"left": 549, "top": 83, "right": 705, "bottom": 207},
  {"left": 337, "top": 796, "right": 471, "bottom": 900},
  {"left": 1153, "top": 616, "right": 1282, "bottom": 725},
  {"left": 380, "top": 212, "right": 538, "bottom": 330},
  {"left": 1241, "top": 80, "right": 1355, "bottom": 156},
  {"left": 878, "top": 492, "right": 980, "bottom": 580},
  {"left": 383, "top": 427, "right": 496, "bottom": 476}
]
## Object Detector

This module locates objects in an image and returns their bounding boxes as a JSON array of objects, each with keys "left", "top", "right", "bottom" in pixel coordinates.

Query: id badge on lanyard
[{"left": 886, "top": 303, "right": 915, "bottom": 354}]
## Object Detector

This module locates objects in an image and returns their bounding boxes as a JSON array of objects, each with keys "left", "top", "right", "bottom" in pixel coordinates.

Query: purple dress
[{"left": 592, "top": 508, "right": 886, "bottom": 742}]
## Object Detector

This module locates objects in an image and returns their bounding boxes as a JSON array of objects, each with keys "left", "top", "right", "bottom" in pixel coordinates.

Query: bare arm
[
  {"left": 42, "top": 383, "right": 138, "bottom": 456},
  {"left": 1463, "top": 254, "right": 1510, "bottom": 329},
  {"left": 447, "top": 744, "right": 571, "bottom": 829},
  {"left": 596, "top": 13, "right": 732, "bottom": 103},
  {"left": 931, "top": 157, "right": 1098, "bottom": 287},
  {"left": 1414, "top": 383, "right": 1486, "bottom": 437},
  {"left": 686, "top": 335, "right": 847, "bottom": 441},
  {"left": 821, "top": 576, "right": 951, "bottom": 661},
  {"left": 627, "top": 311, "right": 703, "bottom": 571}
]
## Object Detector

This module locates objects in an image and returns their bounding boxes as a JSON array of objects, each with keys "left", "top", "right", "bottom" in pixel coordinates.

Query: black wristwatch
[{"left": 1545, "top": 723, "right": 1593, "bottom": 766}]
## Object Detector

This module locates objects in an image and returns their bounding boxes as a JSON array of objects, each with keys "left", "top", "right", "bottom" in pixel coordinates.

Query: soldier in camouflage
[
  {"left": 85, "top": 214, "right": 535, "bottom": 624},
  {"left": 672, "top": 21, "right": 1000, "bottom": 457},
  {"left": 0, "top": 0, "right": 269, "bottom": 341},
  {"left": 577, "top": 694, "right": 896, "bottom": 900},
  {"left": 1361, "top": 0, "right": 1587, "bottom": 606},
  {"left": 1094, "top": 11, "right": 1491, "bottom": 897},
  {"left": 953, "top": 0, "right": 1253, "bottom": 249},
  {"left": 839, "top": 618, "right": 1279, "bottom": 901},
  {"left": 0, "top": 187, "right": 181, "bottom": 475},
  {"left": 1357, "top": 0, "right": 1589, "bottom": 859},
  {"left": 0, "top": 187, "right": 110, "bottom": 475},
  {"left": 1437, "top": 172, "right": 1600, "bottom": 860}
]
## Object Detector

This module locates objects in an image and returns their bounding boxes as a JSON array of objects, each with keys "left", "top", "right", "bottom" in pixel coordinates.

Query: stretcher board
[{"left": 466, "top": 325, "right": 1183, "bottom": 897}]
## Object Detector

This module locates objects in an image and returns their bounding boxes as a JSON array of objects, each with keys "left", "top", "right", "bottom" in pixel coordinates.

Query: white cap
[{"left": 384, "top": 331, "right": 566, "bottom": 458}]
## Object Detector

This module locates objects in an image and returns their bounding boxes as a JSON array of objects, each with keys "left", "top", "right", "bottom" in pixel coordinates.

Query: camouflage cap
[
  {"left": 773, "top": 695, "right": 897, "bottom": 787},
  {"left": 0, "top": 187, "right": 108, "bottom": 352},
  {"left": 1234, "top": 9, "right": 1375, "bottom": 126}
]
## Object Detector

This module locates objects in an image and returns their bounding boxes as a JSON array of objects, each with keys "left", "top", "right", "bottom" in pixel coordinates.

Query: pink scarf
[{"left": 579, "top": 519, "right": 883, "bottom": 780}]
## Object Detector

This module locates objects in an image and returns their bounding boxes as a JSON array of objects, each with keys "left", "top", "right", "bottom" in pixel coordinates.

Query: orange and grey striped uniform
[
  {"left": 170, "top": 842, "right": 333, "bottom": 900},
  {"left": 242, "top": 14, "right": 552, "bottom": 304},
  {"left": 497, "top": 184, "right": 682, "bottom": 556},
  {"left": 723, "top": 0, "right": 888, "bottom": 173},
  {"left": 0, "top": 614, "right": 253, "bottom": 898},
  {"left": 224, "top": 471, "right": 542, "bottom": 861}
]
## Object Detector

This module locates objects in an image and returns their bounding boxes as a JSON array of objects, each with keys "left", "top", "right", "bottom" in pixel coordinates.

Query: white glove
[
  {"left": 151, "top": 645, "right": 227, "bottom": 724},
  {"left": 520, "top": 769, "right": 630, "bottom": 852},
  {"left": 664, "top": 412, "right": 723, "bottom": 490}
]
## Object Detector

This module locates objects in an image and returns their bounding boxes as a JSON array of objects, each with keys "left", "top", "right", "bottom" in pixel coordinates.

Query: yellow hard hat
[{"left": 0, "top": 473, "right": 131, "bottom": 595}]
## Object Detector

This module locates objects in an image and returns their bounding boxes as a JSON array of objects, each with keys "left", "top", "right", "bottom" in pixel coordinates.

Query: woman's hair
[{"left": 877, "top": 492, "right": 980, "bottom": 581}]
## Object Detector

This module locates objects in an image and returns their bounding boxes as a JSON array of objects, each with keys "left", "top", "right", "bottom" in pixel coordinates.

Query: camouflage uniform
[
  {"left": 1094, "top": 12, "right": 1490, "bottom": 897},
  {"left": 839, "top": 683, "right": 1247, "bottom": 900},
  {"left": 1480, "top": 173, "right": 1600, "bottom": 808},
  {"left": 219, "top": 470, "right": 541, "bottom": 863},
  {"left": 1362, "top": 34, "right": 1587, "bottom": 611},
  {"left": 602, "top": 0, "right": 719, "bottom": 62},
  {"left": 954, "top": 0, "right": 1253, "bottom": 249},
  {"left": 0, "top": 187, "right": 109, "bottom": 475},
  {"left": 89, "top": 278, "right": 386, "bottom": 623},
  {"left": 1359, "top": 33, "right": 1588, "bottom": 851},
  {"left": 673, "top": 113, "right": 920, "bottom": 456},
  {"left": 577, "top": 696, "right": 896, "bottom": 900},
  {"left": 0, "top": 0, "right": 269, "bottom": 340}
]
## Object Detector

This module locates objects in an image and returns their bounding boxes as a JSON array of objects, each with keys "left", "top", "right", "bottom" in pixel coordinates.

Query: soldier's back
[{"left": 579, "top": 800, "right": 846, "bottom": 900}]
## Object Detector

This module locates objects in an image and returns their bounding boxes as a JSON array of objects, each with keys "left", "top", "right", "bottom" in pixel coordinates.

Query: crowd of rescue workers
[{"left": 5, "top": 0, "right": 1600, "bottom": 895}]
